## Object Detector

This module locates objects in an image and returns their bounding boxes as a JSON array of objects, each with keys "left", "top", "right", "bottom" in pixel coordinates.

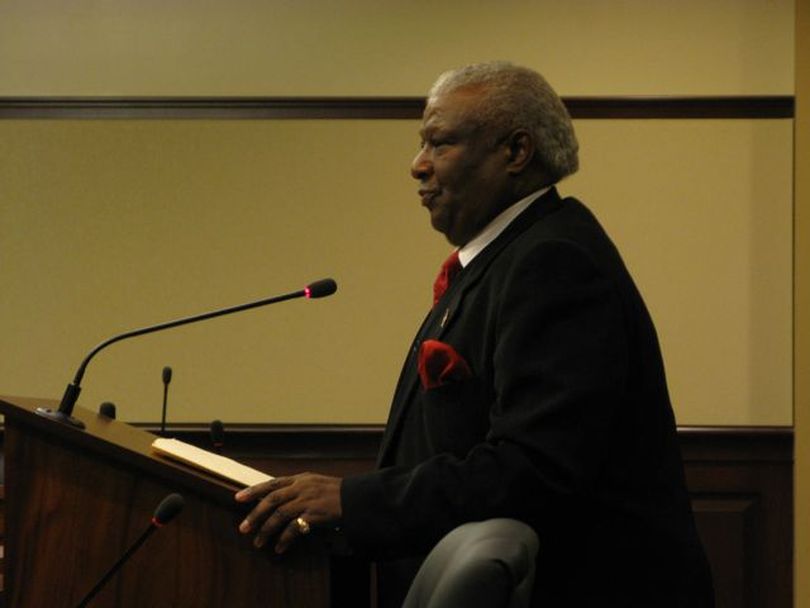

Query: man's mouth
[{"left": 418, "top": 189, "right": 440, "bottom": 207}]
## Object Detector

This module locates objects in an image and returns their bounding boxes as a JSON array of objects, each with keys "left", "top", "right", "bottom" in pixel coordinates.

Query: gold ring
[{"left": 295, "top": 516, "right": 311, "bottom": 535}]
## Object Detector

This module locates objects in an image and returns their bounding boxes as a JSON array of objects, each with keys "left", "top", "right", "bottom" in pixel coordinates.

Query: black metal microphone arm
[{"left": 35, "top": 278, "right": 336, "bottom": 429}]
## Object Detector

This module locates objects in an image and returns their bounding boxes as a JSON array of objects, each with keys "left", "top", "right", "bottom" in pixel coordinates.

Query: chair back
[{"left": 402, "top": 518, "right": 539, "bottom": 608}]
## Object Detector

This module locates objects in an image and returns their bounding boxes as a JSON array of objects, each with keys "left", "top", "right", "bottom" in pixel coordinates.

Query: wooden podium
[{"left": 0, "top": 395, "right": 331, "bottom": 607}]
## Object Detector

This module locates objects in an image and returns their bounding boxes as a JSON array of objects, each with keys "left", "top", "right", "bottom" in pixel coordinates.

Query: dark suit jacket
[{"left": 342, "top": 188, "right": 714, "bottom": 607}]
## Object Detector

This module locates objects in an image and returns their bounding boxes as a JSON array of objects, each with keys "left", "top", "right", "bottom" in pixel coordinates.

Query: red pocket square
[{"left": 417, "top": 339, "right": 472, "bottom": 390}]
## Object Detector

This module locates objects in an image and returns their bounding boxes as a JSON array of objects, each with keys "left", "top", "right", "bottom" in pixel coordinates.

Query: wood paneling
[
  {"left": 125, "top": 423, "right": 794, "bottom": 608},
  {"left": 0, "top": 424, "right": 793, "bottom": 607},
  {"left": 682, "top": 428, "right": 793, "bottom": 608}
]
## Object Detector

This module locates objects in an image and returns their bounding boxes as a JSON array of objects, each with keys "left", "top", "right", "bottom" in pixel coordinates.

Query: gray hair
[{"left": 428, "top": 61, "right": 579, "bottom": 183}]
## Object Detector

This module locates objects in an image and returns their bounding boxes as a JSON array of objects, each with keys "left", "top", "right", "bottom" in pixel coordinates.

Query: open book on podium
[{"left": 151, "top": 436, "right": 272, "bottom": 487}]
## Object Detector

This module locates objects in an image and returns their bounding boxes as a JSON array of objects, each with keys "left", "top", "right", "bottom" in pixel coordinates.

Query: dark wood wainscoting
[
  {"left": 680, "top": 428, "right": 793, "bottom": 608},
  {"left": 152, "top": 424, "right": 792, "bottom": 608},
  {"left": 0, "top": 424, "right": 793, "bottom": 607}
]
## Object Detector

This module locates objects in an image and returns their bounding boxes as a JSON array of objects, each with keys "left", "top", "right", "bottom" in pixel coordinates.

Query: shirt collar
[{"left": 457, "top": 186, "right": 551, "bottom": 268}]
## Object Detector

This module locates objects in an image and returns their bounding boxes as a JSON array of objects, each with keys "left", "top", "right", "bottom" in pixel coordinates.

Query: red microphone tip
[
  {"left": 304, "top": 278, "right": 337, "bottom": 299},
  {"left": 152, "top": 493, "right": 185, "bottom": 527}
]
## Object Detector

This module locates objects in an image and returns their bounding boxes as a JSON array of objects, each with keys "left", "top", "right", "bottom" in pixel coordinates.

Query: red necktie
[{"left": 433, "top": 250, "right": 462, "bottom": 306}]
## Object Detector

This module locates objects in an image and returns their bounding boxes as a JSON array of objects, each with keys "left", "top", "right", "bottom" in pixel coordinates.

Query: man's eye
[{"left": 419, "top": 138, "right": 451, "bottom": 151}]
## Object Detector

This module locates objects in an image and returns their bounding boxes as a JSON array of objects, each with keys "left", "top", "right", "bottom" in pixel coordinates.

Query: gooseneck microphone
[
  {"left": 36, "top": 278, "right": 337, "bottom": 429},
  {"left": 75, "top": 493, "right": 185, "bottom": 608},
  {"left": 160, "top": 366, "right": 172, "bottom": 437}
]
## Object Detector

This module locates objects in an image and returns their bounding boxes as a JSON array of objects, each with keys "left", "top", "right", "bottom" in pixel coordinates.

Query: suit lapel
[
  {"left": 377, "top": 188, "right": 564, "bottom": 466},
  {"left": 376, "top": 309, "right": 438, "bottom": 466},
  {"left": 431, "top": 187, "right": 564, "bottom": 340}
]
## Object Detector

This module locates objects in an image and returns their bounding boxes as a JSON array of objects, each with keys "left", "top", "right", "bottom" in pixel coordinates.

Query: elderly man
[{"left": 236, "top": 61, "right": 714, "bottom": 607}]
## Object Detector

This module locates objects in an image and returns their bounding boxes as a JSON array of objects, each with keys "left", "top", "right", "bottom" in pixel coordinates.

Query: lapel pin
[{"left": 440, "top": 308, "right": 451, "bottom": 328}]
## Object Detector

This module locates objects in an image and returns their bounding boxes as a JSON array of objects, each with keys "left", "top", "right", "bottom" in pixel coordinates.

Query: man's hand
[{"left": 235, "top": 473, "right": 343, "bottom": 554}]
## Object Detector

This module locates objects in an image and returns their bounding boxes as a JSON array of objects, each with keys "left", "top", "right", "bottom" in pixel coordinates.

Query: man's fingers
[
  {"left": 234, "top": 476, "right": 292, "bottom": 502},
  {"left": 234, "top": 473, "right": 343, "bottom": 553},
  {"left": 252, "top": 504, "right": 298, "bottom": 547},
  {"left": 274, "top": 513, "right": 312, "bottom": 554},
  {"left": 238, "top": 485, "right": 294, "bottom": 533}
]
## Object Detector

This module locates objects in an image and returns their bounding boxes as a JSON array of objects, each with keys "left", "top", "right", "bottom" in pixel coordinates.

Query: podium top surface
[{"left": 0, "top": 394, "right": 242, "bottom": 506}]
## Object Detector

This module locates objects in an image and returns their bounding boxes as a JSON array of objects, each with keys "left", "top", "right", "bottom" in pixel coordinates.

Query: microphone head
[
  {"left": 209, "top": 419, "right": 225, "bottom": 447},
  {"left": 162, "top": 366, "right": 173, "bottom": 384},
  {"left": 304, "top": 278, "right": 337, "bottom": 299},
  {"left": 98, "top": 402, "right": 117, "bottom": 419},
  {"left": 153, "top": 493, "right": 185, "bottom": 527}
]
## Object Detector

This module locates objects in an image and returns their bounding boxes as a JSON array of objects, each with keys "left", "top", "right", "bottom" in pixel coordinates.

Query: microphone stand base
[{"left": 35, "top": 407, "right": 86, "bottom": 430}]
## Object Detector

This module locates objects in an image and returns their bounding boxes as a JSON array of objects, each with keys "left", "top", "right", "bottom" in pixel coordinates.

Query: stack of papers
[{"left": 151, "top": 437, "right": 273, "bottom": 487}]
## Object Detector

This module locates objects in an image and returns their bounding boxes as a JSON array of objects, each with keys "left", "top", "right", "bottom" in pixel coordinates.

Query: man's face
[{"left": 411, "top": 88, "right": 512, "bottom": 246}]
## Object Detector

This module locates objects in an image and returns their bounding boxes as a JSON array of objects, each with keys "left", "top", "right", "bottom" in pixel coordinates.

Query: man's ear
[{"left": 504, "top": 129, "right": 535, "bottom": 175}]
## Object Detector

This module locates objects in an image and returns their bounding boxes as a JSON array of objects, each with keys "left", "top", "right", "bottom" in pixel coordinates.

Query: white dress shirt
[{"left": 457, "top": 186, "right": 551, "bottom": 267}]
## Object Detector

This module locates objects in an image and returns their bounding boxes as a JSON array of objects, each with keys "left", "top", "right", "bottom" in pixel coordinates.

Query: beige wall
[
  {"left": 1, "top": 120, "right": 439, "bottom": 423},
  {"left": 0, "top": 116, "right": 793, "bottom": 426},
  {"left": 0, "top": 2, "right": 796, "bottom": 428},
  {"left": 569, "top": 119, "right": 793, "bottom": 427},
  {"left": 0, "top": 0, "right": 794, "bottom": 96}
]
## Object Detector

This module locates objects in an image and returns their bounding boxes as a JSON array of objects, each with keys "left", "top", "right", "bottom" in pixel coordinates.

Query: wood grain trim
[
  {"left": 126, "top": 423, "right": 793, "bottom": 460},
  {"left": 133, "top": 423, "right": 384, "bottom": 459},
  {"left": 0, "top": 421, "right": 794, "bottom": 461},
  {"left": 678, "top": 425, "right": 793, "bottom": 463},
  {"left": 0, "top": 96, "right": 795, "bottom": 120}
]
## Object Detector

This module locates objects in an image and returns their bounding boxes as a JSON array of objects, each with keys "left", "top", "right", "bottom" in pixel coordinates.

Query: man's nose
[{"left": 411, "top": 148, "right": 431, "bottom": 180}]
